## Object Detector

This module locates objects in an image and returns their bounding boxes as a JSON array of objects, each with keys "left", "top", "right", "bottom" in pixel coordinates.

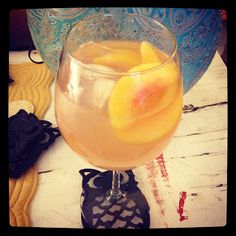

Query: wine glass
[{"left": 55, "top": 12, "right": 183, "bottom": 228}]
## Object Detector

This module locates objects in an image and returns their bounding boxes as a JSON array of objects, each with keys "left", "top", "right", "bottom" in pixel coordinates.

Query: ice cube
[
  {"left": 65, "top": 59, "right": 84, "bottom": 103},
  {"left": 91, "top": 77, "right": 115, "bottom": 109},
  {"left": 66, "top": 84, "right": 84, "bottom": 104},
  {"left": 83, "top": 64, "right": 115, "bottom": 81}
]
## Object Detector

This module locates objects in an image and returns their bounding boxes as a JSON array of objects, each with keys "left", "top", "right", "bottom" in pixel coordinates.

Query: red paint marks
[
  {"left": 146, "top": 160, "right": 157, "bottom": 178},
  {"left": 152, "top": 189, "right": 165, "bottom": 216},
  {"left": 177, "top": 191, "right": 188, "bottom": 222},
  {"left": 145, "top": 160, "right": 166, "bottom": 217},
  {"left": 155, "top": 154, "right": 189, "bottom": 222},
  {"left": 155, "top": 154, "right": 169, "bottom": 181},
  {"left": 146, "top": 154, "right": 189, "bottom": 224}
]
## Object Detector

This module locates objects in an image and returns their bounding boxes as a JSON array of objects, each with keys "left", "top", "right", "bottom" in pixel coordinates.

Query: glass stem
[{"left": 108, "top": 171, "right": 123, "bottom": 201}]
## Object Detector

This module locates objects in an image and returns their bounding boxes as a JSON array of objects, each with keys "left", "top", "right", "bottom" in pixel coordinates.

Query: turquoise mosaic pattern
[{"left": 27, "top": 8, "right": 222, "bottom": 93}]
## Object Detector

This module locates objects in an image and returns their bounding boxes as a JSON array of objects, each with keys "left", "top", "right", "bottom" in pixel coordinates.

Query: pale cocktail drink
[{"left": 55, "top": 40, "right": 182, "bottom": 170}]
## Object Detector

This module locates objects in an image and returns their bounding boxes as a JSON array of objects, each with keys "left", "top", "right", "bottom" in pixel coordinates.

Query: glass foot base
[{"left": 79, "top": 169, "right": 150, "bottom": 229}]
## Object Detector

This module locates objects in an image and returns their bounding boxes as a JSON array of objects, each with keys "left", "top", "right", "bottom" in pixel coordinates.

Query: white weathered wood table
[{"left": 9, "top": 51, "right": 227, "bottom": 228}]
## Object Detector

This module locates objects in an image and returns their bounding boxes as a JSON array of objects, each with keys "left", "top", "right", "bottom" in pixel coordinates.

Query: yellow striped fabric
[{"left": 9, "top": 62, "right": 54, "bottom": 226}]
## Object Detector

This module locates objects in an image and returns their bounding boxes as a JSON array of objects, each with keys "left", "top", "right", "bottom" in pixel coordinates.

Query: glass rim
[{"left": 63, "top": 12, "right": 178, "bottom": 76}]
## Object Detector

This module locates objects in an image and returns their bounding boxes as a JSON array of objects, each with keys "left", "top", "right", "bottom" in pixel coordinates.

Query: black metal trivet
[{"left": 79, "top": 169, "right": 150, "bottom": 229}]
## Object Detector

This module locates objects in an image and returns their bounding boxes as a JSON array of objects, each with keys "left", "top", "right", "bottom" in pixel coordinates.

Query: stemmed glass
[{"left": 55, "top": 12, "right": 183, "bottom": 228}]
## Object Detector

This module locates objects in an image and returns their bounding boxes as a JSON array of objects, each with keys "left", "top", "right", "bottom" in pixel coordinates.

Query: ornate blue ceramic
[{"left": 27, "top": 8, "right": 222, "bottom": 93}]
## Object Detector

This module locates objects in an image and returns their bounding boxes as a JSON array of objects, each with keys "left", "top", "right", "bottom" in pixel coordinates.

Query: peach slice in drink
[
  {"left": 108, "top": 62, "right": 181, "bottom": 143},
  {"left": 72, "top": 41, "right": 117, "bottom": 64},
  {"left": 140, "top": 41, "right": 162, "bottom": 64},
  {"left": 99, "top": 40, "right": 141, "bottom": 51},
  {"left": 93, "top": 49, "right": 142, "bottom": 72},
  {"left": 140, "top": 41, "right": 169, "bottom": 64},
  {"left": 112, "top": 91, "right": 182, "bottom": 143}
]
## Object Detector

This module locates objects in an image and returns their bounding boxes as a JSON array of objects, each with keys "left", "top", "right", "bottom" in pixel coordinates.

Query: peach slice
[
  {"left": 140, "top": 41, "right": 163, "bottom": 64},
  {"left": 113, "top": 92, "right": 182, "bottom": 143},
  {"left": 128, "top": 62, "right": 179, "bottom": 86},
  {"left": 93, "top": 49, "right": 142, "bottom": 72},
  {"left": 99, "top": 40, "right": 141, "bottom": 51},
  {"left": 108, "top": 61, "right": 181, "bottom": 143},
  {"left": 72, "top": 41, "right": 115, "bottom": 64}
]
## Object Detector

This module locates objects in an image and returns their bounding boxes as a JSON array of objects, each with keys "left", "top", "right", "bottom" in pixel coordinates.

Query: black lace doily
[
  {"left": 9, "top": 109, "right": 60, "bottom": 178},
  {"left": 79, "top": 169, "right": 150, "bottom": 229}
]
